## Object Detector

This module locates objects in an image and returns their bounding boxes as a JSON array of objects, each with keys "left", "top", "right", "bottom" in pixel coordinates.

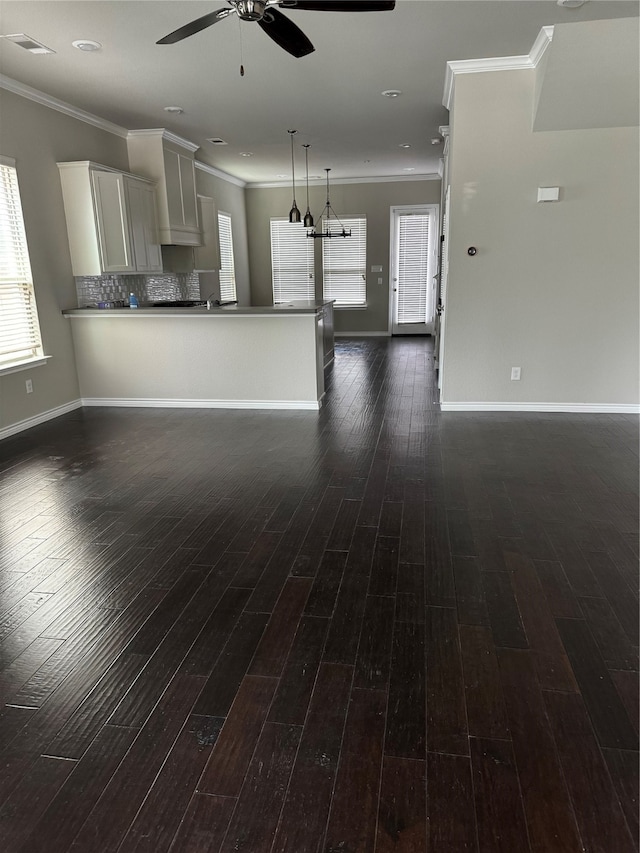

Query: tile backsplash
[{"left": 75, "top": 273, "right": 200, "bottom": 307}]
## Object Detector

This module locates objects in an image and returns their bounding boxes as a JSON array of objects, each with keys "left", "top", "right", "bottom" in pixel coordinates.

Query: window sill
[
  {"left": 0, "top": 355, "right": 52, "bottom": 377},
  {"left": 334, "top": 304, "right": 368, "bottom": 310}
]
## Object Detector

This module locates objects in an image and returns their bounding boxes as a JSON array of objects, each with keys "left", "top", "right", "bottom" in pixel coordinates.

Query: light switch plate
[
  {"left": 537, "top": 187, "right": 560, "bottom": 202},
  {"left": 371, "top": 265, "right": 383, "bottom": 272}
]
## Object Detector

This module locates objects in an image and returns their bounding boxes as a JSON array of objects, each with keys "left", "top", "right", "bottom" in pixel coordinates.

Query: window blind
[
  {"left": 270, "top": 218, "right": 314, "bottom": 304},
  {"left": 322, "top": 216, "right": 366, "bottom": 306},
  {"left": 217, "top": 211, "right": 236, "bottom": 302},
  {"left": 397, "top": 213, "right": 430, "bottom": 324},
  {"left": 0, "top": 160, "right": 43, "bottom": 367}
]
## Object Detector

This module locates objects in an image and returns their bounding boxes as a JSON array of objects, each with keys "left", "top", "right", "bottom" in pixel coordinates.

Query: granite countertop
[{"left": 63, "top": 300, "right": 334, "bottom": 317}]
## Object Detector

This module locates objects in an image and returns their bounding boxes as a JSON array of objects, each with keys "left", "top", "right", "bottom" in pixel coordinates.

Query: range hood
[{"left": 127, "top": 129, "right": 201, "bottom": 247}]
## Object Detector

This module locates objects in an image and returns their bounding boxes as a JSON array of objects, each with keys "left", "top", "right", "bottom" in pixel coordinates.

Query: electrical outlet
[
  {"left": 510, "top": 367, "right": 521, "bottom": 381},
  {"left": 377, "top": 277, "right": 383, "bottom": 285},
  {"left": 25, "top": 379, "right": 33, "bottom": 393}
]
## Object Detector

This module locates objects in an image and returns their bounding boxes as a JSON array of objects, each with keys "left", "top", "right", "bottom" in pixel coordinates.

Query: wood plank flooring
[{"left": 0, "top": 336, "right": 638, "bottom": 852}]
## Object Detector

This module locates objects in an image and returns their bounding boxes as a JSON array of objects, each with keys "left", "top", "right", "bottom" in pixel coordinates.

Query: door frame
[{"left": 388, "top": 204, "right": 439, "bottom": 336}]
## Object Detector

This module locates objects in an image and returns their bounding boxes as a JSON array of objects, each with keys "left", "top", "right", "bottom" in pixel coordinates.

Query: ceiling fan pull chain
[{"left": 238, "top": 15, "right": 245, "bottom": 76}]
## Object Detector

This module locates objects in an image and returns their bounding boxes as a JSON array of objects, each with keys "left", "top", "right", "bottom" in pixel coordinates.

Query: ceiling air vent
[
  {"left": 1, "top": 33, "right": 56, "bottom": 54},
  {"left": 207, "top": 138, "right": 228, "bottom": 145}
]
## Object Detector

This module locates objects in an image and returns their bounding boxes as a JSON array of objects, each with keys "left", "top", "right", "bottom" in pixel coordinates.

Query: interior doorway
[{"left": 389, "top": 205, "right": 438, "bottom": 335}]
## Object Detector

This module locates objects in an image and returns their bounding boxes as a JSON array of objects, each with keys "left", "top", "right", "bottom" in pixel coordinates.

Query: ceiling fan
[{"left": 156, "top": 0, "right": 396, "bottom": 58}]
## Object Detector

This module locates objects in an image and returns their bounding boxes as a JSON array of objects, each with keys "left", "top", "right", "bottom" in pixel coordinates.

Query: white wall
[{"left": 442, "top": 68, "right": 639, "bottom": 410}]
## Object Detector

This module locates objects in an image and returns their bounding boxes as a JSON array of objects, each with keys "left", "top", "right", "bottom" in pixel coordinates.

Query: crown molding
[
  {"left": 443, "top": 25, "right": 554, "bottom": 111},
  {"left": 247, "top": 173, "right": 440, "bottom": 189},
  {"left": 127, "top": 128, "right": 199, "bottom": 153},
  {"left": 194, "top": 160, "right": 247, "bottom": 188},
  {"left": 0, "top": 74, "right": 129, "bottom": 138}
]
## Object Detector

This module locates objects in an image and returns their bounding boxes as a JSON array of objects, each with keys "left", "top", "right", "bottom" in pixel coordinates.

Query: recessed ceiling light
[
  {"left": 430, "top": 138, "right": 442, "bottom": 145},
  {"left": 207, "top": 137, "right": 228, "bottom": 145},
  {"left": 240, "top": 152, "right": 254, "bottom": 157},
  {"left": 557, "top": 0, "right": 586, "bottom": 7},
  {"left": 72, "top": 39, "right": 102, "bottom": 51},
  {"left": 2, "top": 33, "right": 55, "bottom": 54},
  {"left": 399, "top": 143, "right": 411, "bottom": 149},
  {"left": 382, "top": 89, "right": 402, "bottom": 98},
  {"left": 276, "top": 174, "right": 288, "bottom": 179},
  {"left": 402, "top": 167, "right": 416, "bottom": 172},
  {"left": 163, "top": 106, "right": 184, "bottom": 114}
]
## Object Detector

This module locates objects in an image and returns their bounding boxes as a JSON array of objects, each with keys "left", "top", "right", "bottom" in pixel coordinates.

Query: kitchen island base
[{"left": 65, "top": 302, "right": 332, "bottom": 410}]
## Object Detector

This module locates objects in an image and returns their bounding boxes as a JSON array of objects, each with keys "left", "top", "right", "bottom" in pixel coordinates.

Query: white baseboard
[
  {"left": 440, "top": 402, "right": 640, "bottom": 414},
  {"left": 0, "top": 398, "right": 83, "bottom": 441},
  {"left": 81, "top": 397, "right": 321, "bottom": 411},
  {"left": 335, "top": 331, "right": 391, "bottom": 337}
]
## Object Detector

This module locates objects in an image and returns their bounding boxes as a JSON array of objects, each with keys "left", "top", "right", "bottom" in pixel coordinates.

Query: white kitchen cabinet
[
  {"left": 58, "top": 161, "right": 162, "bottom": 276},
  {"left": 127, "top": 130, "right": 201, "bottom": 246},
  {"left": 125, "top": 178, "right": 163, "bottom": 272}
]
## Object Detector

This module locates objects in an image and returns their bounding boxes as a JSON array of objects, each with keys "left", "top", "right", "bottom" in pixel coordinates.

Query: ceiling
[{"left": 1, "top": 0, "right": 637, "bottom": 184}]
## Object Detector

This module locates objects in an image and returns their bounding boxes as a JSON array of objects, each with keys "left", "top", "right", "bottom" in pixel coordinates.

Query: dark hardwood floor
[{"left": 0, "top": 336, "right": 638, "bottom": 853}]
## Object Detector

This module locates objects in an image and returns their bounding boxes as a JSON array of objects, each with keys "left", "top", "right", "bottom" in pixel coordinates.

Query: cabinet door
[
  {"left": 179, "top": 155, "right": 198, "bottom": 230},
  {"left": 162, "top": 148, "right": 184, "bottom": 228},
  {"left": 125, "top": 178, "right": 163, "bottom": 272},
  {"left": 192, "top": 196, "right": 220, "bottom": 271},
  {"left": 91, "top": 171, "right": 135, "bottom": 272}
]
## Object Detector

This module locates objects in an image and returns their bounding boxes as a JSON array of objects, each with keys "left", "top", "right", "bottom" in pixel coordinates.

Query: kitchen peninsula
[{"left": 63, "top": 301, "right": 334, "bottom": 410}]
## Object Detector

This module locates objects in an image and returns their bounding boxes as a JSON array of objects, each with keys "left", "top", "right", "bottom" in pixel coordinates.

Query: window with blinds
[
  {"left": 0, "top": 158, "right": 43, "bottom": 369},
  {"left": 322, "top": 217, "right": 367, "bottom": 307},
  {"left": 270, "top": 218, "right": 314, "bottom": 304},
  {"left": 217, "top": 211, "right": 236, "bottom": 302},
  {"left": 397, "top": 213, "right": 430, "bottom": 324}
]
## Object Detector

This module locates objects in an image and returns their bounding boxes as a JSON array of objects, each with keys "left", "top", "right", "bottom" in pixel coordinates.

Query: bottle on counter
[{"left": 129, "top": 293, "right": 138, "bottom": 309}]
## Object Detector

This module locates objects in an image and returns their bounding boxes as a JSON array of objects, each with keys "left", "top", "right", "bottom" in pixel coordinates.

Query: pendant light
[
  {"left": 307, "top": 168, "right": 351, "bottom": 239},
  {"left": 303, "top": 144, "right": 314, "bottom": 228},
  {"left": 287, "top": 130, "right": 301, "bottom": 223}
]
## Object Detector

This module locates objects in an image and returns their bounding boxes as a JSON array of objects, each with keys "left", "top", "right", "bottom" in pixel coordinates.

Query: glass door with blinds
[{"left": 390, "top": 205, "right": 438, "bottom": 335}]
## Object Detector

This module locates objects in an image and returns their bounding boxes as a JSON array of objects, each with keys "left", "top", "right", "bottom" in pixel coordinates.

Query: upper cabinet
[
  {"left": 127, "top": 130, "right": 201, "bottom": 246},
  {"left": 58, "top": 161, "right": 163, "bottom": 276}
]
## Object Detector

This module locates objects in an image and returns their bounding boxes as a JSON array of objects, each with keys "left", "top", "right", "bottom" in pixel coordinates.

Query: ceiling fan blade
[
  {"left": 258, "top": 8, "right": 315, "bottom": 57},
  {"left": 156, "top": 8, "right": 232, "bottom": 45},
  {"left": 280, "top": 1, "right": 395, "bottom": 11}
]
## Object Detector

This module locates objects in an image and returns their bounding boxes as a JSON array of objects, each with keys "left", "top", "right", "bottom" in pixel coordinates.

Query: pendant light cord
[
  {"left": 289, "top": 131, "right": 297, "bottom": 203},
  {"left": 288, "top": 130, "right": 301, "bottom": 223}
]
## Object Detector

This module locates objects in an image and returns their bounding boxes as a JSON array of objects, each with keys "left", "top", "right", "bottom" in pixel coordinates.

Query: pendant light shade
[
  {"left": 303, "top": 144, "right": 314, "bottom": 228},
  {"left": 288, "top": 130, "right": 301, "bottom": 223}
]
